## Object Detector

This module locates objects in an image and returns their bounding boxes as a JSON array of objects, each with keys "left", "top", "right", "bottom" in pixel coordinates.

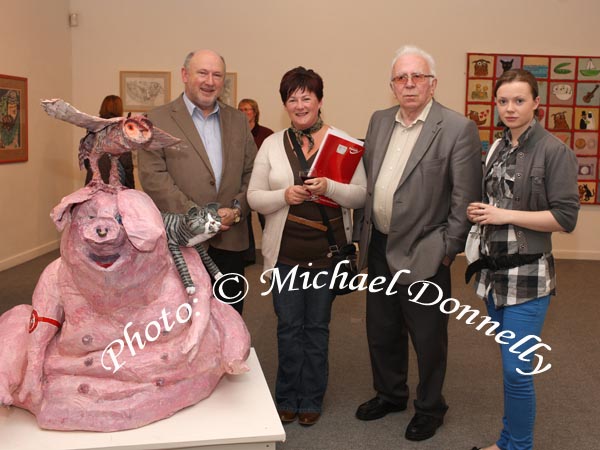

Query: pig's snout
[{"left": 83, "top": 218, "right": 125, "bottom": 246}]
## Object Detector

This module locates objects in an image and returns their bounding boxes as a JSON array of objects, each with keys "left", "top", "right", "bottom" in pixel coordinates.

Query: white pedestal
[{"left": 0, "top": 348, "right": 285, "bottom": 450}]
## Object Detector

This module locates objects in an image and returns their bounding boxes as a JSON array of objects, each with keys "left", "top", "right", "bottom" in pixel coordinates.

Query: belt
[
  {"left": 287, "top": 213, "right": 328, "bottom": 231},
  {"left": 465, "top": 253, "right": 543, "bottom": 284}
]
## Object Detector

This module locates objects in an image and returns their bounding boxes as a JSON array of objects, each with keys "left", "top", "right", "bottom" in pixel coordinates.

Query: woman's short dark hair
[
  {"left": 99, "top": 95, "right": 123, "bottom": 119},
  {"left": 494, "top": 69, "right": 539, "bottom": 99},
  {"left": 279, "top": 67, "right": 324, "bottom": 103}
]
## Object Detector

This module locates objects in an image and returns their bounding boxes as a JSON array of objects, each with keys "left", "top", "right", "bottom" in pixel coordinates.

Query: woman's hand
[
  {"left": 285, "top": 185, "right": 311, "bottom": 205},
  {"left": 468, "top": 202, "right": 565, "bottom": 232},
  {"left": 303, "top": 177, "right": 328, "bottom": 196},
  {"left": 467, "top": 202, "right": 508, "bottom": 225}
]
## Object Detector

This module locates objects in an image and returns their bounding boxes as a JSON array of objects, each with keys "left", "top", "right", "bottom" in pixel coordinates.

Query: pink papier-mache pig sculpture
[{"left": 0, "top": 185, "right": 250, "bottom": 431}]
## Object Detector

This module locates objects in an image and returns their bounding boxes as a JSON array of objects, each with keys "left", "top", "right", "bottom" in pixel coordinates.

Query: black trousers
[
  {"left": 242, "top": 214, "right": 256, "bottom": 264},
  {"left": 366, "top": 229, "right": 450, "bottom": 418},
  {"left": 207, "top": 246, "right": 245, "bottom": 315}
]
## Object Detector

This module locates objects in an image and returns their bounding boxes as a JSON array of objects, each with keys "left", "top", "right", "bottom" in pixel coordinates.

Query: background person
[
  {"left": 138, "top": 49, "right": 257, "bottom": 315},
  {"left": 248, "top": 66, "right": 366, "bottom": 427},
  {"left": 238, "top": 98, "right": 274, "bottom": 149},
  {"left": 467, "top": 69, "right": 579, "bottom": 450},
  {"left": 84, "top": 95, "right": 135, "bottom": 188},
  {"left": 354, "top": 45, "right": 482, "bottom": 442},
  {"left": 238, "top": 98, "right": 274, "bottom": 265}
]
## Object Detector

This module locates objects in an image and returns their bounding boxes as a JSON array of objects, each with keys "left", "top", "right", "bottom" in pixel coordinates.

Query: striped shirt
[{"left": 475, "top": 123, "right": 555, "bottom": 307}]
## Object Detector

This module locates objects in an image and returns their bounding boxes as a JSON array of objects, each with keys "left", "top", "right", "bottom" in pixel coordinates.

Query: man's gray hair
[
  {"left": 183, "top": 50, "right": 227, "bottom": 72},
  {"left": 391, "top": 45, "right": 436, "bottom": 77}
]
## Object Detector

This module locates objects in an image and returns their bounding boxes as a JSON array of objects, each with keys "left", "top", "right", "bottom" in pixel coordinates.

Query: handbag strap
[
  {"left": 485, "top": 138, "right": 502, "bottom": 165},
  {"left": 288, "top": 129, "right": 340, "bottom": 256}
]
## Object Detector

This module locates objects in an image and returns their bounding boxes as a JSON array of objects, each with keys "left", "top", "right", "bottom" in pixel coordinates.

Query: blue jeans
[
  {"left": 272, "top": 262, "right": 334, "bottom": 413},
  {"left": 486, "top": 293, "right": 551, "bottom": 450}
]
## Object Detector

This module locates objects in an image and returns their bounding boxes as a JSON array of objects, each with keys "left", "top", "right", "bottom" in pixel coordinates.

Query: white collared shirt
[
  {"left": 183, "top": 94, "right": 223, "bottom": 190},
  {"left": 372, "top": 100, "right": 433, "bottom": 234}
]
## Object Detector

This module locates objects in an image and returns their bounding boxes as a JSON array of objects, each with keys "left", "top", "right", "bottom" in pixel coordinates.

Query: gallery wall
[
  {"left": 0, "top": 0, "right": 73, "bottom": 270},
  {"left": 1, "top": 0, "right": 599, "bottom": 270}
]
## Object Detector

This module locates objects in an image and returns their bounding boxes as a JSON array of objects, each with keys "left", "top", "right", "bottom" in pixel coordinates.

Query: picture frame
[
  {"left": 220, "top": 72, "right": 237, "bottom": 107},
  {"left": 0, "top": 74, "right": 28, "bottom": 164},
  {"left": 119, "top": 71, "right": 171, "bottom": 112}
]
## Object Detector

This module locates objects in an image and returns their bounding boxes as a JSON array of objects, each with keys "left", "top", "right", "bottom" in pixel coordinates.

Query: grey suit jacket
[
  {"left": 139, "top": 94, "right": 257, "bottom": 251},
  {"left": 356, "top": 101, "right": 482, "bottom": 283}
]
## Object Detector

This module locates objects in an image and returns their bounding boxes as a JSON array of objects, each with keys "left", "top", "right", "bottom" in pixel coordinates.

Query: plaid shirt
[{"left": 475, "top": 123, "right": 555, "bottom": 307}]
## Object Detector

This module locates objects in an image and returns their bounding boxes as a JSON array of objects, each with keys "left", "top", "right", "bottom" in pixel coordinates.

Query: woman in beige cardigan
[{"left": 248, "top": 67, "right": 366, "bottom": 427}]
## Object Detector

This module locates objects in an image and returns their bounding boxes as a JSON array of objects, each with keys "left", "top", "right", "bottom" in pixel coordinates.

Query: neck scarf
[{"left": 290, "top": 116, "right": 323, "bottom": 150}]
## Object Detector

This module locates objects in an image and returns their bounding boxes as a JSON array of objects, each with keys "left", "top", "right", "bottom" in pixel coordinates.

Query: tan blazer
[
  {"left": 356, "top": 101, "right": 482, "bottom": 283},
  {"left": 139, "top": 95, "right": 257, "bottom": 251}
]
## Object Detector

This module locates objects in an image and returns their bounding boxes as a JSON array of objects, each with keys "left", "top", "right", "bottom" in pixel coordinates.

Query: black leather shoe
[
  {"left": 405, "top": 413, "right": 443, "bottom": 441},
  {"left": 355, "top": 396, "right": 407, "bottom": 421}
]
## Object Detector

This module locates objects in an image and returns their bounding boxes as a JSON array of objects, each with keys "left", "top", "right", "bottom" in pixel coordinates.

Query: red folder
[
  {"left": 309, "top": 128, "right": 364, "bottom": 182},
  {"left": 308, "top": 128, "right": 364, "bottom": 207}
]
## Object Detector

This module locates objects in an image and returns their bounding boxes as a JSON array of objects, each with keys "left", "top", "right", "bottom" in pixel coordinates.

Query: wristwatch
[
  {"left": 232, "top": 200, "right": 242, "bottom": 224},
  {"left": 232, "top": 208, "right": 241, "bottom": 224}
]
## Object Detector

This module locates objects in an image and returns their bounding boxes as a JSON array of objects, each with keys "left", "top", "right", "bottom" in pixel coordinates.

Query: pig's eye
[
  {"left": 88, "top": 215, "right": 95, "bottom": 219},
  {"left": 115, "top": 213, "right": 123, "bottom": 225}
]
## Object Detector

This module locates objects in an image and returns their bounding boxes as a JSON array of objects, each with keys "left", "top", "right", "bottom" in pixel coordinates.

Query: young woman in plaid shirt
[{"left": 467, "top": 69, "right": 579, "bottom": 450}]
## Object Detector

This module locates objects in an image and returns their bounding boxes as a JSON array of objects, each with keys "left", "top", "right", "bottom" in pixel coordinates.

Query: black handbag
[{"left": 288, "top": 129, "right": 358, "bottom": 296}]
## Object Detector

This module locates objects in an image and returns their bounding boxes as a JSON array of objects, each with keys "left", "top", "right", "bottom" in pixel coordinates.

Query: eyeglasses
[{"left": 391, "top": 73, "right": 435, "bottom": 85}]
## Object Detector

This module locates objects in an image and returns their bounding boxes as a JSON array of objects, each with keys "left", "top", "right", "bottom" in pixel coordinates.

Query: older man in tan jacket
[{"left": 139, "top": 49, "right": 257, "bottom": 314}]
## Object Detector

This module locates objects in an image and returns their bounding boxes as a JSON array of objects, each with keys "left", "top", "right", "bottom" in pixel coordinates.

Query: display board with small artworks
[{"left": 466, "top": 52, "right": 600, "bottom": 205}]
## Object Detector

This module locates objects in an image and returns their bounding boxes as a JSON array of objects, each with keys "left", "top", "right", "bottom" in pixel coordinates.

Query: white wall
[
  {"left": 1, "top": 0, "right": 598, "bottom": 269},
  {"left": 0, "top": 0, "right": 73, "bottom": 270}
]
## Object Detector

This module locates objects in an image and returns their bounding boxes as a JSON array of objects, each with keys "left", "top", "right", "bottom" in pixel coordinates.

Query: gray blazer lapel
[
  {"left": 397, "top": 101, "right": 442, "bottom": 187},
  {"left": 170, "top": 96, "right": 215, "bottom": 177}
]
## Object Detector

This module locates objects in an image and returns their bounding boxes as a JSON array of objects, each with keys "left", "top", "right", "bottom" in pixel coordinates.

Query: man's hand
[{"left": 217, "top": 207, "right": 239, "bottom": 229}]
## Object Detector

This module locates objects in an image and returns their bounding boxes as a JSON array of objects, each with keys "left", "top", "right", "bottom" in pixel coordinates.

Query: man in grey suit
[
  {"left": 139, "top": 49, "right": 257, "bottom": 314},
  {"left": 354, "top": 46, "right": 482, "bottom": 441}
]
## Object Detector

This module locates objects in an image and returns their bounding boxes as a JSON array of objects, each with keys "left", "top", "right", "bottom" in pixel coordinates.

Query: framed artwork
[
  {"left": 0, "top": 74, "right": 28, "bottom": 163},
  {"left": 466, "top": 52, "right": 600, "bottom": 205},
  {"left": 219, "top": 72, "right": 237, "bottom": 107},
  {"left": 119, "top": 71, "right": 171, "bottom": 112}
]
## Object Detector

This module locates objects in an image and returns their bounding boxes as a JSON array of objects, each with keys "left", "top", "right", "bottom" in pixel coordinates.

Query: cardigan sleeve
[
  {"left": 247, "top": 133, "right": 290, "bottom": 215},
  {"left": 324, "top": 159, "right": 367, "bottom": 209}
]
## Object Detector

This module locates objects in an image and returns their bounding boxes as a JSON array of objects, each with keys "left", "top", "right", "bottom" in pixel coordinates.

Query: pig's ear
[
  {"left": 50, "top": 186, "right": 96, "bottom": 231},
  {"left": 117, "top": 190, "right": 165, "bottom": 252}
]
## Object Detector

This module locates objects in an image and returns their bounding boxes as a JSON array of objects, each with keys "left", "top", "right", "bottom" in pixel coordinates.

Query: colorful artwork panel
[
  {"left": 578, "top": 181, "right": 597, "bottom": 204},
  {"left": 573, "top": 132, "right": 598, "bottom": 155},
  {"left": 576, "top": 83, "right": 600, "bottom": 107},
  {"left": 495, "top": 56, "right": 522, "bottom": 77},
  {"left": 551, "top": 57, "right": 576, "bottom": 80},
  {"left": 467, "top": 52, "right": 600, "bottom": 203},
  {"left": 523, "top": 57, "right": 549, "bottom": 78},
  {"left": 578, "top": 58, "right": 600, "bottom": 81},
  {"left": 469, "top": 54, "right": 495, "bottom": 78}
]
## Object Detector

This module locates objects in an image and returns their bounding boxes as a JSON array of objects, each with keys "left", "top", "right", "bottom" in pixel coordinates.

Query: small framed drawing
[
  {"left": 0, "top": 74, "right": 28, "bottom": 163},
  {"left": 220, "top": 72, "right": 237, "bottom": 107},
  {"left": 120, "top": 71, "right": 171, "bottom": 112}
]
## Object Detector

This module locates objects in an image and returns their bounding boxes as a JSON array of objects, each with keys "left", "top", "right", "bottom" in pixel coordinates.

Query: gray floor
[{"left": 1, "top": 252, "right": 599, "bottom": 449}]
